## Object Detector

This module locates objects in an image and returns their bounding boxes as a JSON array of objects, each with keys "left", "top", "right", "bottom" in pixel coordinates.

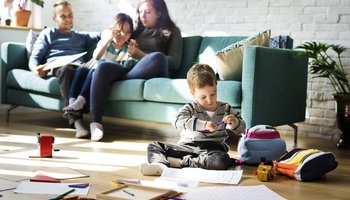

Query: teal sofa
[{"left": 1, "top": 36, "right": 308, "bottom": 141}]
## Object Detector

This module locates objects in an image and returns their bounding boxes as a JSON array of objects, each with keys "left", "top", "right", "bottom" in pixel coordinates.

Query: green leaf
[
  {"left": 330, "top": 44, "right": 347, "bottom": 55},
  {"left": 31, "top": 0, "right": 44, "bottom": 7}
]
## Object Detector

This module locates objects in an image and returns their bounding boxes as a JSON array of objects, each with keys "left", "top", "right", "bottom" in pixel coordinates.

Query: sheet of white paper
[
  {"left": 34, "top": 166, "right": 89, "bottom": 180},
  {"left": 199, "top": 169, "right": 242, "bottom": 184},
  {"left": 157, "top": 168, "right": 242, "bottom": 185},
  {"left": 14, "top": 182, "right": 89, "bottom": 195},
  {"left": 145, "top": 179, "right": 198, "bottom": 193},
  {"left": 43, "top": 52, "right": 87, "bottom": 70},
  {"left": 0, "top": 178, "right": 18, "bottom": 191},
  {"left": 184, "top": 185, "right": 287, "bottom": 200}
]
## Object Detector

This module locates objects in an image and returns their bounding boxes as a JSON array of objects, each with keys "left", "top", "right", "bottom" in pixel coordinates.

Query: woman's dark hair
[{"left": 134, "top": 0, "right": 176, "bottom": 38}]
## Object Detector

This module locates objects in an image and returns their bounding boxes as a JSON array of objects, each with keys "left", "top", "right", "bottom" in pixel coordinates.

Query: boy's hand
[
  {"left": 223, "top": 115, "right": 236, "bottom": 125},
  {"left": 205, "top": 121, "right": 217, "bottom": 132}
]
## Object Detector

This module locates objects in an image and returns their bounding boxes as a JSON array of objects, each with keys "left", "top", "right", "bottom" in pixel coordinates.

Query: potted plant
[
  {"left": 296, "top": 42, "right": 350, "bottom": 149},
  {"left": 15, "top": 0, "right": 44, "bottom": 27},
  {"left": 5, "top": 18, "right": 12, "bottom": 25}
]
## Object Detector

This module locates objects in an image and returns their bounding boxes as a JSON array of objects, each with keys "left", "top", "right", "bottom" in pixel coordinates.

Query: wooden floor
[{"left": 0, "top": 109, "right": 349, "bottom": 200}]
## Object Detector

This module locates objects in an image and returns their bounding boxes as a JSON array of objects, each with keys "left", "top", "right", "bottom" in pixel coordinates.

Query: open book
[{"left": 43, "top": 52, "right": 87, "bottom": 70}]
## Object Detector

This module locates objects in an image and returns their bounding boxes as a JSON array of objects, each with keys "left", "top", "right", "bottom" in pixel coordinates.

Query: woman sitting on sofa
[{"left": 89, "top": 0, "right": 183, "bottom": 141}]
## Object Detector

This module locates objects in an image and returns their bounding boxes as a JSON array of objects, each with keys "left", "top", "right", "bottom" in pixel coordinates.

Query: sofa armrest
[
  {"left": 241, "top": 45, "right": 308, "bottom": 128},
  {"left": 1, "top": 42, "right": 28, "bottom": 71},
  {"left": 1, "top": 42, "right": 28, "bottom": 103}
]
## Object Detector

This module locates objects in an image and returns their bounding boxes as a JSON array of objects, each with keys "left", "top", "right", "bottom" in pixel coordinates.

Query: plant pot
[
  {"left": 5, "top": 18, "right": 11, "bottom": 26},
  {"left": 333, "top": 93, "right": 350, "bottom": 149},
  {"left": 15, "top": 10, "right": 31, "bottom": 27}
]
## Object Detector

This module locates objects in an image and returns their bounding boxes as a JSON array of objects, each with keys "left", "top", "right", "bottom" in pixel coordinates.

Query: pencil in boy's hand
[{"left": 216, "top": 121, "right": 224, "bottom": 126}]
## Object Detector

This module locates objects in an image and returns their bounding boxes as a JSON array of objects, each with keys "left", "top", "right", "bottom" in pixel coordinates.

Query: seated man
[{"left": 28, "top": 0, "right": 100, "bottom": 138}]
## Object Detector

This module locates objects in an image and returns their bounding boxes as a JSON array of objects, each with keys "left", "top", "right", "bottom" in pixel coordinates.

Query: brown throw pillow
[{"left": 216, "top": 29, "right": 271, "bottom": 81}]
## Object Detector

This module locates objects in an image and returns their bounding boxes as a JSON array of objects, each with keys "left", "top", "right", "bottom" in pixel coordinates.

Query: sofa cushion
[
  {"left": 7, "top": 69, "right": 61, "bottom": 95},
  {"left": 107, "top": 79, "right": 145, "bottom": 101},
  {"left": 144, "top": 78, "right": 191, "bottom": 104},
  {"left": 144, "top": 78, "right": 241, "bottom": 107},
  {"left": 216, "top": 30, "right": 271, "bottom": 81},
  {"left": 269, "top": 35, "right": 293, "bottom": 49},
  {"left": 7, "top": 69, "right": 145, "bottom": 101},
  {"left": 198, "top": 36, "right": 247, "bottom": 73}
]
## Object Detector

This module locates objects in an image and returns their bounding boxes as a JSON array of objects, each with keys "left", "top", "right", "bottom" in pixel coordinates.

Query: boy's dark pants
[{"left": 147, "top": 141, "right": 232, "bottom": 170}]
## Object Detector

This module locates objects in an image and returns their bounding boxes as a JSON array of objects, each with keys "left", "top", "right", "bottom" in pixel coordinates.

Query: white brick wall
[{"left": 55, "top": 0, "right": 350, "bottom": 139}]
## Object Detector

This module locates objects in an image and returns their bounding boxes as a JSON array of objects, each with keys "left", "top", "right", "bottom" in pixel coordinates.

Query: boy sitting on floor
[{"left": 140, "top": 63, "right": 246, "bottom": 175}]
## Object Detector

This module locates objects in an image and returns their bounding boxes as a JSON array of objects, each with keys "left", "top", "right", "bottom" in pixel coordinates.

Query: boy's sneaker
[{"left": 139, "top": 163, "right": 168, "bottom": 176}]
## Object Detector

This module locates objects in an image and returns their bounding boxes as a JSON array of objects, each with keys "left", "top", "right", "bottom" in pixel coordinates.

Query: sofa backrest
[
  {"left": 198, "top": 36, "right": 247, "bottom": 60},
  {"left": 84, "top": 42, "right": 98, "bottom": 62},
  {"left": 171, "top": 36, "right": 202, "bottom": 78},
  {"left": 171, "top": 36, "right": 247, "bottom": 79},
  {"left": 171, "top": 35, "right": 295, "bottom": 79}
]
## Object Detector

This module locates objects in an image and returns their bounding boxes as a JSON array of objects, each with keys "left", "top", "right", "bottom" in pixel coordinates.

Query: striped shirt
[
  {"left": 98, "top": 44, "right": 137, "bottom": 71},
  {"left": 173, "top": 101, "right": 246, "bottom": 145}
]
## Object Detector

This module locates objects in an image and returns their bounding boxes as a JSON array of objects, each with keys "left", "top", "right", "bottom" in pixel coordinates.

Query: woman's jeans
[{"left": 90, "top": 52, "right": 168, "bottom": 123}]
